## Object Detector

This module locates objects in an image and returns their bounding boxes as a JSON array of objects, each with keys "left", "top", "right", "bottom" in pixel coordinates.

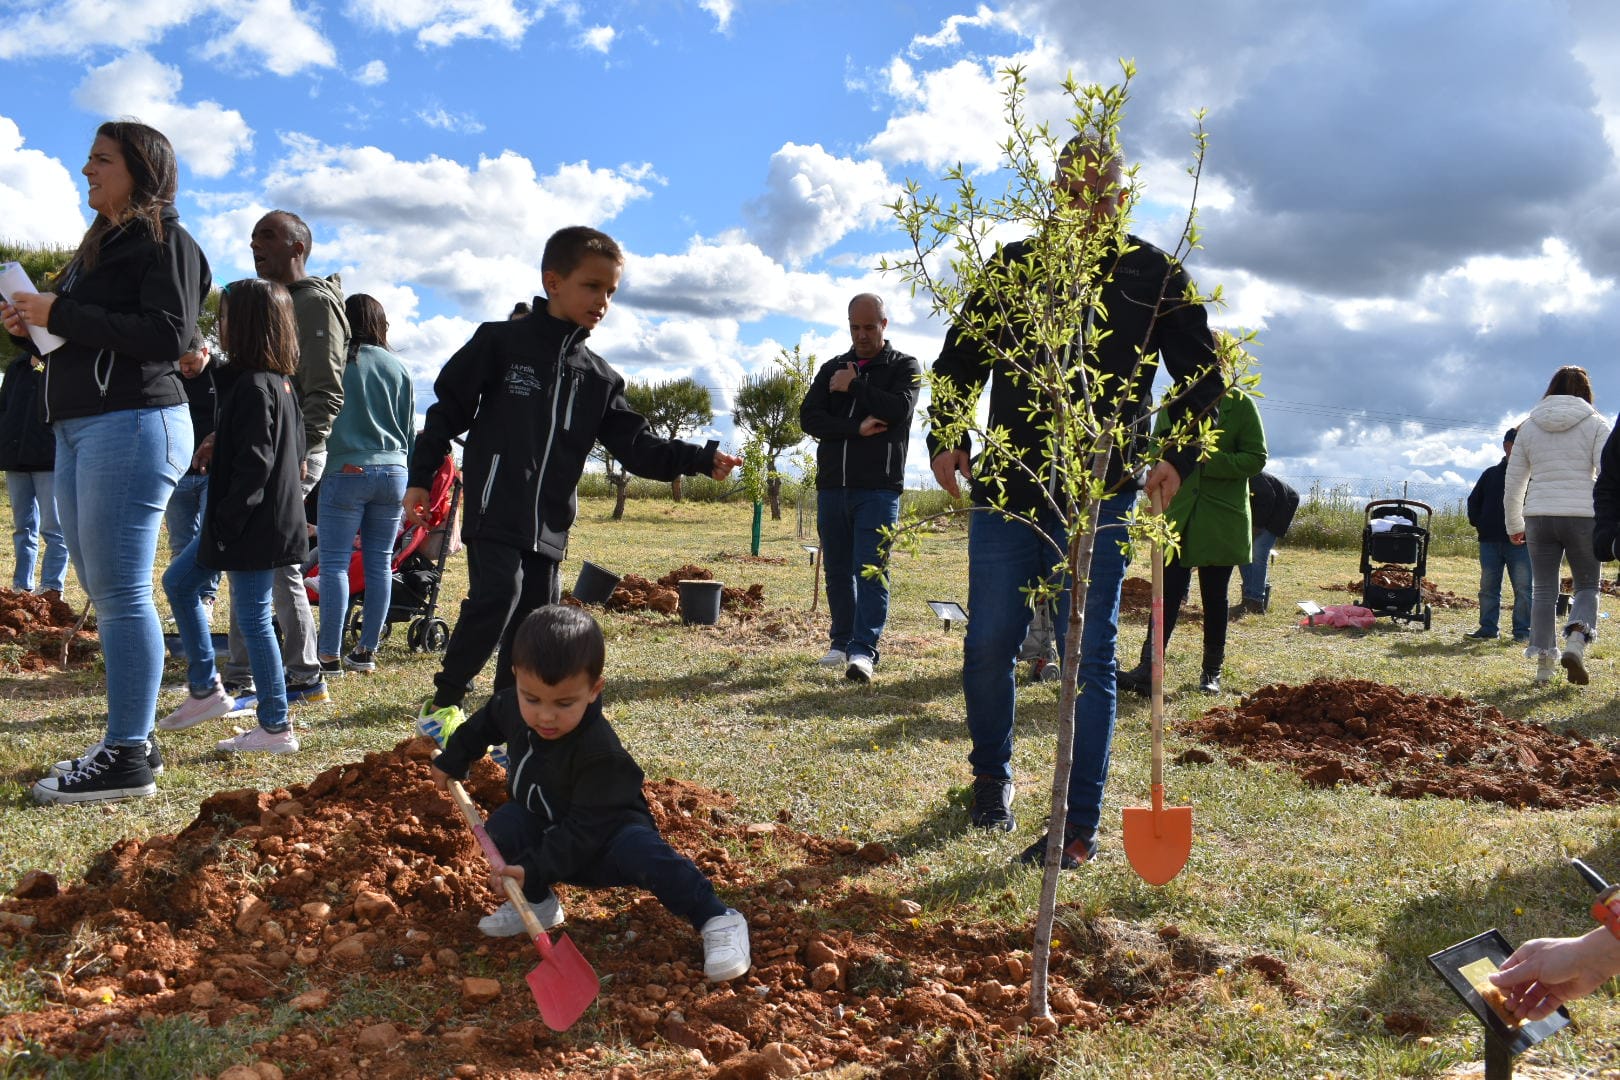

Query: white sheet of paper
[{"left": 0, "top": 262, "right": 68, "bottom": 355}]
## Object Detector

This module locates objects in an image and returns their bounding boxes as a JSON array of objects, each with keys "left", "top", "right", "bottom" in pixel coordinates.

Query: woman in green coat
[{"left": 1118, "top": 386, "right": 1268, "bottom": 695}]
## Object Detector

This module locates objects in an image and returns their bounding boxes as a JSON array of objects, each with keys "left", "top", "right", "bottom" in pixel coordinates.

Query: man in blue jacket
[
  {"left": 799, "top": 294, "right": 921, "bottom": 683},
  {"left": 1465, "top": 427, "right": 1530, "bottom": 643}
]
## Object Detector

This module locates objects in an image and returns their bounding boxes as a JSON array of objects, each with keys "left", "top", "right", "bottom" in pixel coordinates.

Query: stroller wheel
[
  {"left": 1422, "top": 605, "right": 1432, "bottom": 631},
  {"left": 406, "top": 619, "right": 426, "bottom": 652},
  {"left": 344, "top": 607, "right": 365, "bottom": 652},
  {"left": 423, "top": 618, "right": 451, "bottom": 653}
]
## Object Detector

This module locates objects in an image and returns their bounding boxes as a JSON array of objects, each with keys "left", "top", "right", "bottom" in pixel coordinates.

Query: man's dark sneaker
[
  {"left": 1198, "top": 670, "right": 1221, "bottom": 694},
  {"left": 285, "top": 678, "right": 330, "bottom": 705},
  {"left": 1464, "top": 628, "right": 1498, "bottom": 640},
  {"left": 1017, "top": 821, "right": 1098, "bottom": 870},
  {"left": 344, "top": 648, "right": 377, "bottom": 674},
  {"left": 32, "top": 743, "right": 157, "bottom": 804},
  {"left": 51, "top": 737, "right": 163, "bottom": 778},
  {"left": 1227, "top": 597, "right": 1266, "bottom": 622},
  {"left": 318, "top": 657, "right": 345, "bottom": 677},
  {"left": 969, "top": 777, "right": 1015, "bottom": 832},
  {"left": 1116, "top": 661, "right": 1150, "bottom": 697}
]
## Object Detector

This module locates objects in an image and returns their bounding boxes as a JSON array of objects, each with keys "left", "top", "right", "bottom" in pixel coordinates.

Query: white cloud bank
[
  {"left": 0, "top": 117, "right": 87, "bottom": 247},
  {"left": 73, "top": 53, "right": 254, "bottom": 179}
]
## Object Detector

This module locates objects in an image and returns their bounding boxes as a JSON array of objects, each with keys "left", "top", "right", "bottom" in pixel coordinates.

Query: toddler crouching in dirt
[{"left": 430, "top": 605, "right": 751, "bottom": 982}]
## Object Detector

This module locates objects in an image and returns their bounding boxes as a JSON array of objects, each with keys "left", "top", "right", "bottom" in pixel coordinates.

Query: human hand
[
  {"left": 402, "top": 486, "right": 432, "bottom": 527},
  {"left": 1143, "top": 461, "right": 1182, "bottom": 509},
  {"left": 931, "top": 449, "right": 971, "bottom": 498},
  {"left": 1510, "top": 532, "right": 1526, "bottom": 545},
  {"left": 178, "top": 344, "right": 211, "bottom": 378},
  {"left": 491, "top": 863, "right": 525, "bottom": 894},
  {"left": 191, "top": 432, "right": 216, "bottom": 474},
  {"left": 710, "top": 451, "right": 744, "bottom": 481},
  {"left": 858, "top": 416, "right": 888, "bottom": 437},
  {"left": 1490, "top": 928, "right": 1620, "bottom": 1022},
  {"left": 9, "top": 291, "right": 56, "bottom": 329},
  {"left": 429, "top": 765, "right": 450, "bottom": 791},
  {"left": 0, "top": 300, "right": 25, "bottom": 338},
  {"left": 829, "top": 362, "right": 858, "bottom": 394}
]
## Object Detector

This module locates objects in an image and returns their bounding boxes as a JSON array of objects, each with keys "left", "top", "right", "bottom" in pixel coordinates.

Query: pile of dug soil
[
  {"left": 1562, "top": 575, "right": 1620, "bottom": 598},
  {"left": 1118, "top": 578, "right": 1204, "bottom": 620},
  {"left": 0, "top": 588, "right": 97, "bottom": 670},
  {"left": 0, "top": 740, "right": 1296, "bottom": 1079},
  {"left": 1320, "top": 567, "right": 1476, "bottom": 609},
  {"left": 1181, "top": 679, "right": 1620, "bottom": 809},
  {"left": 571, "top": 565, "right": 765, "bottom": 618}
]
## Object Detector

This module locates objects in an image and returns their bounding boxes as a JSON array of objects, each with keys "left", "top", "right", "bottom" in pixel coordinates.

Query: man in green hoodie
[{"left": 214, "top": 210, "right": 349, "bottom": 710}]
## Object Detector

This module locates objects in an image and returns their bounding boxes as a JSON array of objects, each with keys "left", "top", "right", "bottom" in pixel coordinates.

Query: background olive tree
[{"left": 626, "top": 376, "right": 713, "bottom": 503}]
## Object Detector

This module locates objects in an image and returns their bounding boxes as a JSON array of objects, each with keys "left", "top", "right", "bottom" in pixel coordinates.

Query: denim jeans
[
  {"left": 1524, "top": 516, "right": 1601, "bottom": 655},
  {"left": 165, "top": 472, "right": 218, "bottom": 602},
  {"left": 317, "top": 465, "right": 406, "bottom": 656},
  {"left": 484, "top": 800, "right": 727, "bottom": 929},
  {"left": 1237, "top": 527, "right": 1278, "bottom": 604},
  {"left": 817, "top": 487, "right": 900, "bottom": 661},
  {"left": 962, "top": 489, "right": 1133, "bottom": 839},
  {"left": 162, "top": 537, "right": 289, "bottom": 732},
  {"left": 54, "top": 407, "right": 189, "bottom": 747},
  {"left": 7, "top": 469, "right": 67, "bottom": 592},
  {"left": 223, "top": 450, "right": 322, "bottom": 688},
  {"left": 1476, "top": 538, "right": 1532, "bottom": 639}
]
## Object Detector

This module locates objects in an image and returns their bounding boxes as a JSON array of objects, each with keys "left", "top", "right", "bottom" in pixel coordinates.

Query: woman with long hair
[
  {"left": 316, "top": 293, "right": 414, "bottom": 674},
  {"left": 3, "top": 121, "right": 211, "bottom": 803},
  {"left": 1504, "top": 365, "right": 1611, "bottom": 686},
  {"left": 159, "top": 279, "right": 307, "bottom": 752}
]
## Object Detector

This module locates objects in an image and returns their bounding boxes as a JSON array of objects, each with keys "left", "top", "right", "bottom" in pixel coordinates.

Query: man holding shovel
[{"left": 927, "top": 135, "right": 1224, "bottom": 868}]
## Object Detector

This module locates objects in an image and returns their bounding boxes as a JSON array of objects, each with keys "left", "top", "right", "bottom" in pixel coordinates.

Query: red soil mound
[{"left": 0, "top": 587, "right": 97, "bottom": 670}]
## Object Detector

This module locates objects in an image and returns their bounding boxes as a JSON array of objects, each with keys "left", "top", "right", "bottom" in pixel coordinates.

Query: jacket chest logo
[{"left": 504, "top": 364, "right": 542, "bottom": 398}]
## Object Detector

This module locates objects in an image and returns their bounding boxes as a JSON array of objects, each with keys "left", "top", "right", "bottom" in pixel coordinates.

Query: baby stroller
[
  {"left": 1357, "top": 498, "right": 1432, "bottom": 629},
  {"left": 305, "top": 453, "right": 462, "bottom": 652}
]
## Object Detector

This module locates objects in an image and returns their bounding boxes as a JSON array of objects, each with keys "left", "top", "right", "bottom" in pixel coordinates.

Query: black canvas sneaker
[{"left": 33, "top": 743, "right": 157, "bottom": 804}]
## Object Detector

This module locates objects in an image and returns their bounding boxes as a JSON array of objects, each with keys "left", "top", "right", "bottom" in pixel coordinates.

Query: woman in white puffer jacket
[{"left": 1504, "top": 366, "right": 1611, "bottom": 686}]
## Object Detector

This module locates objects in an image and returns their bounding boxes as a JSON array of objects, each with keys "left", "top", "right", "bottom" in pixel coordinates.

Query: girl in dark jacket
[
  {"left": 159, "top": 279, "right": 307, "bottom": 753},
  {"left": 0, "top": 357, "right": 67, "bottom": 594},
  {"left": 5, "top": 122, "right": 211, "bottom": 804}
]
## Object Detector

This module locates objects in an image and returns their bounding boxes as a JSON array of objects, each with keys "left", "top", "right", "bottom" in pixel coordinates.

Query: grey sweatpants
[{"left": 1523, "top": 514, "right": 1600, "bottom": 656}]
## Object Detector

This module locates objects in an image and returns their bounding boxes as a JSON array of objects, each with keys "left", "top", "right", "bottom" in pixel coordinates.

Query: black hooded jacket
[
  {"left": 799, "top": 343, "right": 921, "bottom": 492},
  {"left": 433, "top": 692, "right": 654, "bottom": 893},
  {"left": 8, "top": 206, "right": 211, "bottom": 423},
  {"left": 1595, "top": 423, "right": 1619, "bottom": 561},
  {"left": 0, "top": 359, "right": 54, "bottom": 471},
  {"left": 927, "top": 234, "right": 1224, "bottom": 512},
  {"left": 408, "top": 308, "right": 718, "bottom": 560}
]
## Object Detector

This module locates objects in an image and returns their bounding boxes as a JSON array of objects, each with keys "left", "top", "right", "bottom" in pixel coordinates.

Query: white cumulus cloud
[
  {"left": 198, "top": 0, "right": 337, "bottom": 75},
  {"left": 354, "top": 60, "right": 389, "bottom": 86},
  {"left": 345, "top": 0, "right": 534, "bottom": 48},
  {"left": 0, "top": 117, "right": 87, "bottom": 247},
  {"left": 699, "top": 0, "right": 735, "bottom": 32},
  {"left": 581, "top": 25, "right": 616, "bottom": 53},
  {"left": 744, "top": 143, "right": 897, "bottom": 265},
  {"left": 73, "top": 53, "right": 254, "bottom": 179}
]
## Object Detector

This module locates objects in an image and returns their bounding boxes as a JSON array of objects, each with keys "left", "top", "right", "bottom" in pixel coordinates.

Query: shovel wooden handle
[
  {"left": 447, "top": 780, "right": 557, "bottom": 958},
  {"left": 1149, "top": 488, "right": 1165, "bottom": 792}
]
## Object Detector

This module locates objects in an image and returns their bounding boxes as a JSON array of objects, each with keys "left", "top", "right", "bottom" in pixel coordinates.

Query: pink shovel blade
[{"left": 525, "top": 929, "right": 600, "bottom": 1031}]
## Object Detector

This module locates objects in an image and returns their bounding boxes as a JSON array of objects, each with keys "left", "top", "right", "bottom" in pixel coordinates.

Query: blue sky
[{"left": 4, "top": 0, "right": 1619, "bottom": 499}]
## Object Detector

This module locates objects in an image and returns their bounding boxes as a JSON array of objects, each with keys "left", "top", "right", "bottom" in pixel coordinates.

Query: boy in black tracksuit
[
  {"left": 430, "top": 606, "right": 751, "bottom": 982},
  {"left": 405, "top": 227, "right": 742, "bottom": 731}
]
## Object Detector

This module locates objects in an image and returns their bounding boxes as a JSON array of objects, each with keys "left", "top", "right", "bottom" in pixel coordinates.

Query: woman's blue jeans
[
  {"left": 162, "top": 537, "right": 289, "bottom": 733},
  {"left": 317, "top": 465, "right": 406, "bottom": 656},
  {"left": 165, "top": 472, "right": 219, "bottom": 602},
  {"left": 54, "top": 407, "right": 189, "bottom": 747},
  {"left": 7, "top": 468, "right": 67, "bottom": 592}
]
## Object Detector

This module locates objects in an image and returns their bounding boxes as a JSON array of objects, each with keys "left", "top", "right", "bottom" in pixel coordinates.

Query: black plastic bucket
[
  {"left": 677, "top": 579, "right": 723, "bottom": 625},
  {"left": 573, "top": 561, "right": 621, "bottom": 605}
]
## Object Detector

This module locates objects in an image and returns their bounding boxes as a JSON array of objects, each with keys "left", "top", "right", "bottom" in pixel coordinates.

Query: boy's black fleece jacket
[
  {"left": 408, "top": 308, "right": 718, "bottom": 560},
  {"left": 7, "top": 206, "right": 212, "bottom": 423},
  {"left": 926, "top": 233, "right": 1224, "bottom": 511},
  {"left": 799, "top": 344, "right": 921, "bottom": 492},
  {"left": 433, "top": 693, "right": 654, "bottom": 892},
  {"left": 1595, "top": 424, "right": 1619, "bottom": 561}
]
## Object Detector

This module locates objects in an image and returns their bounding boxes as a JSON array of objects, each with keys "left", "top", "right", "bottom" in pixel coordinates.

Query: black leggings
[{"left": 1137, "top": 562, "right": 1235, "bottom": 675}]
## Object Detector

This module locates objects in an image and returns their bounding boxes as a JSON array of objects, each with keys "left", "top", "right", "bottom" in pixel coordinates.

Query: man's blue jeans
[
  {"left": 962, "top": 489, "right": 1133, "bottom": 839},
  {"left": 1237, "top": 527, "right": 1279, "bottom": 604},
  {"left": 317, "top": 465, "right": 406, "bottom": 657},
  {"left": 484, "top": 800, "right": 727, "bottom": 930},
  {"left": 817, "top": 487, "right": 900, "bottom": 661},
  {"left": 163, "top": 537, "right": 289, "bottom": 733},
  {"left": 54, "top": 407, "right": 189, "bottom": 747},
  {"left": 1477, "top": 539, "right": 1531, "bottom": 640},
  {"left": 165, "top": 472, "right": 219, "bottom": 603},
  {"left": 7, "top": 468, "right": 67, "bottom": 593}
]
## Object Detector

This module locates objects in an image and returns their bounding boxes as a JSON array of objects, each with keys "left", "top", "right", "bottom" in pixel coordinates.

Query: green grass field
[{"left": 2, "top": 490, "right": 1619, "bottom": 1078}]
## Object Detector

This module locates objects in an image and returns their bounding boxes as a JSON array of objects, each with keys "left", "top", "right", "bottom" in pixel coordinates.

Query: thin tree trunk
[
  {"left": 612, "top": 476, "right": 628, "bottom": 520},
  {"left": 672, "top": 476, "right": 684, "bottom": 503},
  {"left": 768, "top": 475, "right": 783, "bottom": 520}
]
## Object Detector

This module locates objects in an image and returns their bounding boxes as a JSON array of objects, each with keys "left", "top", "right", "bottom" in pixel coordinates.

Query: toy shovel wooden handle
[{"left": 447, "top": 780, "right": 556, "bottom": 959}]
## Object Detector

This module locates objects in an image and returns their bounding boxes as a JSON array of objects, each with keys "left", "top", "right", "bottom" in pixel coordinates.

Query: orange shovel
[
  {"left": 1122, "top": 492, "right": 1193, "bottom": 885},
  {"left": 447, "top": 780, "right": 599, "bottom": 1030}
]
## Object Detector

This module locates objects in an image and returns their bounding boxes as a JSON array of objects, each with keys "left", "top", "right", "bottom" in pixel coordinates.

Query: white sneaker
[
  {"left": 816, "top": 647, "right": 847, "bottom": 668},
  {"left": 477, "top": 894, "right": 565, "bottom": 937},
  {"left": 845, "top": 654, "right": 874, "bottom": 683},
  {"left": 216, "top": 726, "right": 300, "bottom": 754},
  {"left": 701, "top": 908, "right": 751, "bottom": 982},
  {"left": 1562, "top": 630, "right": 1590, "bottom": 686},
  {"left": 157, "top": 685, "right": 235, "bottom": 731}
]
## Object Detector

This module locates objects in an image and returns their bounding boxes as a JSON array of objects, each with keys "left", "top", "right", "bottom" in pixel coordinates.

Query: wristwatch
[{"left": 1592, "top": 885, "right": 1620, "bottom": 940}]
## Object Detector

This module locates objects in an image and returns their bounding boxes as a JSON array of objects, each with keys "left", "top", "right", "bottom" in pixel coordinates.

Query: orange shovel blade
[
  {"left": 1121, "top": 786, "right": 1193, "bottom": 886},
  {"left": 525, "top": 930, "right": 599, "bottom": 1032}
]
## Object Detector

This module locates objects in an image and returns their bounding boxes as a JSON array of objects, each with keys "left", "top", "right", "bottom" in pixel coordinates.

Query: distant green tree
[
  {"left": 734, "top": 346, "right": 812, "bottom": 521},
  {"left": 591, "top": 443, "right": 633, "bottom": 521},
  {"left": 0, "top": 242, "right": 74, "bottom": 370},
  {"left": 626, "top": 376, "right": 713, "bottom": 502}
]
